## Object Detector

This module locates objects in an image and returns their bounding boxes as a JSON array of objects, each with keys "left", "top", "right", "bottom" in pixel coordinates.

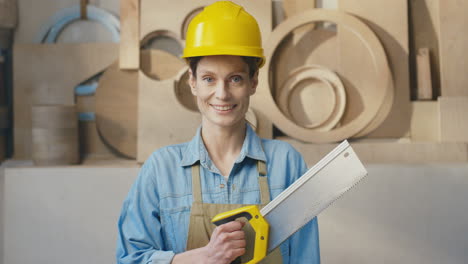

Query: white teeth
[{"left": 212, "top": 105, "right": 234, "bottom": 111}]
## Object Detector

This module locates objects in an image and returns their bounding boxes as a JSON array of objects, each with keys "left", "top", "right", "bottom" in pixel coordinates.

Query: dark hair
[{"left": 188, "top": 56, "right": 260, "bottom": 78}]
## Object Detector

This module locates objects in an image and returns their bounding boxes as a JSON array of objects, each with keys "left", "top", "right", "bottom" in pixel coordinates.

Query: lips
[{"left": 211, "top": 104, "right": 237, "bottom": 111}]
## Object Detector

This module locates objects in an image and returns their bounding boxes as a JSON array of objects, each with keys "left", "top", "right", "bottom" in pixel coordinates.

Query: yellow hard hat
[{"left": 182, "top": 1, "right": 265, "bottom": 68}]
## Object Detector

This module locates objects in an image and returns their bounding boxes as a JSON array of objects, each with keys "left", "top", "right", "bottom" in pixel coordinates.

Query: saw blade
[{"left": 261, "top": 140, "right": 367, "bottom": 252}]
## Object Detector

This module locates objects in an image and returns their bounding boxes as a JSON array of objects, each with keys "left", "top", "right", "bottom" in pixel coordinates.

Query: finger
[
  {"left": 217, "top": 220, "right": 244, "bottom": 233},
  {"left": 230, "top": 248, "right": 246, "bottom": 260},
  {"left": 238, "top": 220, "right": 246, "bottom": 228},
  {"left": 229, "top": 230, "right": 245, "bottom": 240},
  {"left": 230, "top": 238, "right": 247, "bottom": 249}
]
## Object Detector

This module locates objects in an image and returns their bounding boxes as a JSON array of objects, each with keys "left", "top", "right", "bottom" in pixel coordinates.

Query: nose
[{"left": 215, "top": 81, "right": 230, "bottom": 100}]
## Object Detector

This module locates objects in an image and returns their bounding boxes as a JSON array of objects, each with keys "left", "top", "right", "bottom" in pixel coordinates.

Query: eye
[
  {"left": 202, "top": 76, "right": 214, "bottom": 83},
  {"left": 231, "top": 75, "right": 243, "bottom": 83}
]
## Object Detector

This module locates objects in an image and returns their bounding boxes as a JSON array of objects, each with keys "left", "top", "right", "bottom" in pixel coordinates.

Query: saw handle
[{"left": 211, "top": 205, "right": 269, "bottom": 264}]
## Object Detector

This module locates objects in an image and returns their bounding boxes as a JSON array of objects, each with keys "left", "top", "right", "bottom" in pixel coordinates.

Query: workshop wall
[{"left": 2, "top": 0, "right": 468, "bottom": 264}]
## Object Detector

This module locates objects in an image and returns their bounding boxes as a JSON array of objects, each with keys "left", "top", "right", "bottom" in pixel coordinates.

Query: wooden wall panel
[
  {"left": 410, "top": 101, "right": 439, "bottom": 142},
  {"left": 282, "top": 0, "right": 315, "bottom": 39},
  {"left": 14, "top": 0, "right": 119, "bottom": 43},
  {"left": 339, "top": 0, "right": 411, "bottom": 138},
  {"left": 285, "top": 138, "right": 468, "bottom": 164},
  {"left": 119, "top": 0, "right": 140, "bottom": 69},
  {"left": 137, "top": 72, "right": 201, "bottom": 163},
  {"left": 416, "top": 47, "right": 433, "bottom": 100},
  {"left": 272, "top": 29, "right": 339, "bottom": 106},
  {"left": 438, "top": 0, "right": 468, "bottom": 96},
  {"left": 13, "top": 43, "right": 118, "bottom": 159},
  {"left": 439, "top": 97, "right": 468, "bottom": 142}
]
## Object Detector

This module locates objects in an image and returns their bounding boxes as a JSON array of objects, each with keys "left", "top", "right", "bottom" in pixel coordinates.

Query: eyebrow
[{"left": 198, "top": 70, "right": 248, "bottom": 76}]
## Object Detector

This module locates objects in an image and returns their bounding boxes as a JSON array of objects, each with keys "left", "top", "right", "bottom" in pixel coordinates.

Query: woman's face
[{"left": 189, "top": 55, "right": 258, "bottom": 130}]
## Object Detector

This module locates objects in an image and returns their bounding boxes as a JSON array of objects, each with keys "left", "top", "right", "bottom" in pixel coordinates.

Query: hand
[{"left": 203, "top": 220, "right": 246, "bottom": 264}]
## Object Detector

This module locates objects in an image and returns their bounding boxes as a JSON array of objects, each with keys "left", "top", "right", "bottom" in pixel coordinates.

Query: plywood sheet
[
  {"left": 416, "top": 48, "right": 433, "bottom": 100},
  {"left": 13, "top": 0, "right": 120, "bottom": 43},
  {"left": 439, "top": 96, "right": 468, "bottom": 142},
  {"left": 410, "top": 101, "right": 439, "bottom": 142},
  {"left": 75, "top": 95, "right": 117, "bottom": 159},
  {"left": 137, "top": 72, "right": 202, "bottom": 163},
  {"left": 140, "top": 0, "right": 272, "bottom": 42},
  {"left": 272, "top": 29, "right": 339, "bottom": 102},
  {"left": 95, "top": 61, "right": 138, "bottom": 158},
  {"left": 339, "top": 0, "right": 411, "bottom": 138},
  {"left": 283, "top": 0, "right": 315, "bottom": 18},
  {"left": 282, "top": 0, "right": 315, "bottom": 40},
  {"left": 96, "top": 50, "right": 186, "bottom": 159},
  {"left": 284, "top": 137, "right": 468, "bottom": 164},
  {"left": 13, "top": 43, "right": 118, "bottom": 159},
  {"left": 438, "top": 0, "right": 468, "bottom": 96},
  {"left": 79, "top": 120, "right": 115, "bottom": 159},
  {"left": 119, "top": 0, "right": 140, "bottom": 69}
]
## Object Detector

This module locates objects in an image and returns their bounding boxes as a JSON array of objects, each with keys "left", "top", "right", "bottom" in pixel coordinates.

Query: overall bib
[{"left": 186, "top": 161, "right": 283, "bottom": 264}]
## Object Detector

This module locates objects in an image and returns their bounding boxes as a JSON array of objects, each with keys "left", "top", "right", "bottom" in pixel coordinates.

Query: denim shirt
[{"left": 116, "top": 125, "right": 321, "bottom": 264}]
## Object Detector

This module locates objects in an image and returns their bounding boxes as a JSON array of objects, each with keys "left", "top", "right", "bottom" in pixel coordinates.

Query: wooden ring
[
  {"left": 256, "top": 9, "right": 393, "bottom": 142},
  {"left": 277, "top": 65, "right": 346, "bottom": 131}
]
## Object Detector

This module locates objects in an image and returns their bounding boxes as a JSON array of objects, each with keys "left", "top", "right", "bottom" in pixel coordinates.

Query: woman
[{"left": 116, "top": 2, "right": 320, "bottom": 263}]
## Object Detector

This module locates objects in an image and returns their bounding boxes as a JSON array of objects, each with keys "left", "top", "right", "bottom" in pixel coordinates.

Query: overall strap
[
  {"left": 191, "top": 163, "right": 203, "bottom": 203},
  {"left": 257, "top": 160, "right": 271, "bottom": 204}
]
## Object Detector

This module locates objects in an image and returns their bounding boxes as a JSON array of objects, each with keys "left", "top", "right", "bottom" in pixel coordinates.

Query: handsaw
[{"left": 212, "top": 140, "right": 368, "bottom": 264}]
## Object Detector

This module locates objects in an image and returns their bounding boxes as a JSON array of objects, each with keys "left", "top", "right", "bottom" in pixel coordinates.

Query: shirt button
[{"left": 219, "top": 184, "right": 225, "bottom": 188}]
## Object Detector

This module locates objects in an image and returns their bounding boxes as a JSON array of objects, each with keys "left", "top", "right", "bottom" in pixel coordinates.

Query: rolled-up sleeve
[{"left": 116, "top": 156, "right": 175, "bottom": 264}]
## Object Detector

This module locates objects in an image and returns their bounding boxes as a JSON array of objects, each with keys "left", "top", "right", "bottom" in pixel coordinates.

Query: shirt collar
[{"left": 180, "top": 124, "right": 267, "bottom": 167}]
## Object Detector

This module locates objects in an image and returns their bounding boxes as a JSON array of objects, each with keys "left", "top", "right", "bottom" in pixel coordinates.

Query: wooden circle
[
  {"left": 141, "top": 49, "right": 186, "bottom": 81},
  {"left": 278, "top": 69, "right": 335, "bottom": 127},
  {"left": 95, "top": 49, "right": 185, "bottom": 158},
  {"left": 277, "top": 65, "right": 346, "bottom": 131},
  {"left": 140, "top": 30, "right": 184, "bottom": 58},
  {"left": 289, "top": 78, "right": 335, "bottom": 127},
  {"left": 31, "top": 105, "right": 79, "bottom": 165},
  {"left": 95, "top": 61, "right": 138, "bottom": 158},
  {"left": 175, "top": 69, "right": 198, "bottom": 112},
  {"left": 258, "top": 9, "right": 393, "bottom": 142}
]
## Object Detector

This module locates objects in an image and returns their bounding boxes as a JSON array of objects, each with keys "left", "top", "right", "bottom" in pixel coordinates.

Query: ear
[
  {"left": 249, "top": 70, "right": 259, "bottom": 96},
  {"left": 188, "top": 69, "right": 197, "bottom": 96}
]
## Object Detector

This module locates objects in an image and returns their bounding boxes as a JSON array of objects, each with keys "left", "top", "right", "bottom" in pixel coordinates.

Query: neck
[{"left": 200, "top": 120, "right": 247, "bottom": 175}]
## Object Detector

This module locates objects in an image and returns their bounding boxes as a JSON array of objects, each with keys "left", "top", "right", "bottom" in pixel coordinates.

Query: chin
[{"left": 206, "top": 116, "right": 246, "bottom": 129}]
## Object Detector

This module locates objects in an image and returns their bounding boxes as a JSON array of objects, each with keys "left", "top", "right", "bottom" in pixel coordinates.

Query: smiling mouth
[{"left": 211, "top": 104, "right": 237, "bottom": 111}]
